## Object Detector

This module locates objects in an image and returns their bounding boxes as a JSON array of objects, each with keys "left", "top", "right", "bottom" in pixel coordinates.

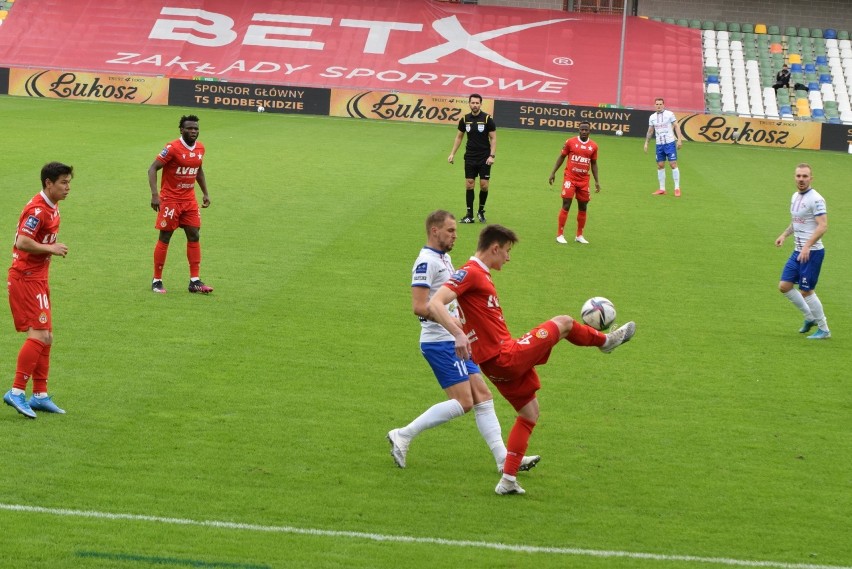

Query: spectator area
[{"left": 653, "top": 18, "right": 852, "bottom": 123}]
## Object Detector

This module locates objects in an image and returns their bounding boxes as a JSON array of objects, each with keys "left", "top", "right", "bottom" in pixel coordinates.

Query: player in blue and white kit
[
  {"left": 387, "top": 210, "right": 539, "bottom": 472},
  {"left": 644, "top": 97, "right": 684, "bottom": 197},
  {"left": 775, "top": 163, "right": 831, "bottom": 339}
]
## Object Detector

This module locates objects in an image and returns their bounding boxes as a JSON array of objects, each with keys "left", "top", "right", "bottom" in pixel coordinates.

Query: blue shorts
[
  {"left": 780, "top": 248, "right": 825, "bottom": 291},
  {"left": 420, "top": 341, "right": 481, "bottom": 389},
  {"left": 655, "top": 141, "right": 678, "bottom": 163}
]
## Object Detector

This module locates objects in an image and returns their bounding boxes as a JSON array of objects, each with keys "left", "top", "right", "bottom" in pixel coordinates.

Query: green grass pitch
[{"left": 0, "top": 95, "right": 849, "bottom": 569}]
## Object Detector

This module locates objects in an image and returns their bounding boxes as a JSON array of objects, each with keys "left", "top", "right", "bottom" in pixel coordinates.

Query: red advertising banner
[{"left": 0, "top": 0, "right": 705, "bottom": 110}]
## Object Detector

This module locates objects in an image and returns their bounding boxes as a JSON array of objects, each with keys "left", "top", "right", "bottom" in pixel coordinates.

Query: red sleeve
[
  {"left": 155, "top": 143, "right": 174, "bottom": 165},
  {"left": 444, "top": 264, "right": 479, "bottom": 298},
  {"left": 17, "top": 205, "right": 46, "bottom": 241}
]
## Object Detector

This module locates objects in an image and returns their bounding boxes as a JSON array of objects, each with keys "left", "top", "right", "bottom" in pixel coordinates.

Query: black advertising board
[
  {"left": 494, "top": 100, "right": 650, "bottom": 137},
  {"left": 168, "top": 79, "right": 330, "bottom": 115},
  {"left": 819, "top": 122, "right": 852, "bottom": 152}
]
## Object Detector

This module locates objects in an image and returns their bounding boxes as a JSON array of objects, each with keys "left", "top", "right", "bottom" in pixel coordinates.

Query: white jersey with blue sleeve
[
  {"left": 790, "top": 188, "right": 827, "bottom": 251},
  {"left": 411, "top": 247, "right": 460, "bottom": 343},
  {"left": 649, "top": 110, "right": 678, "bottom": 145}
]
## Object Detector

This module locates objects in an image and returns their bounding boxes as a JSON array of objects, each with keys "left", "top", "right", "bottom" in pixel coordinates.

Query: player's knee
[
  {"left": 470, "top": 376, "right": 493, "bottom": 403},
  {"left": 158, "top": 231, "right": 173, "bottom": 244},
  {"left": 778, "top": 282, "right": 793, "bottom": 293},
  {"left": 455, "top": 394, "right": 475, "bottom": 412},
  {"left": 520, "top": 406, "right": 540, "bottom": 424}
]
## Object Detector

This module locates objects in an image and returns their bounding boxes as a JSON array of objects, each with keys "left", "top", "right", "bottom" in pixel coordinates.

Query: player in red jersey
[
  {"left": 428, "top": 224, "right": 635, "bottom": 495},
  {"left": 4, "top": 162, "right": 73, "bottom": 419},
  {"left": 548, "top": 121, "right": 601, "bottom": 245},
  {"left": 148, "top": 114, "right": 213, "bottom": 294}
]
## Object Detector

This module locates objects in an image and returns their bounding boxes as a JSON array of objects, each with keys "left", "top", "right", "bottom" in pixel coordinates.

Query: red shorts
[
  {"left": 8, "top": 272, "right": 52, "bottom": 332},
  {"left": 155, "top": 199, "right": 201, "bottom": 231},
  {"left": 561, "top": 178, "right": 590, "bottom": 202},
  {"left": 478, "top": 320, "right": 561, "bottom": 411}
]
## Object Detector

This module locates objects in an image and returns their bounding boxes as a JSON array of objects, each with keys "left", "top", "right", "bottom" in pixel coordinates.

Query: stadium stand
[{"left": 692, "top": 18, "right": 852, "bottom": 123}]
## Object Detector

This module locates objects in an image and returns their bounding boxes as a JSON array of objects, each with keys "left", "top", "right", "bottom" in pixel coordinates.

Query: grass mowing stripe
[
  {"left": 76, "top": 551, "right": 270, "bottom": 568},
  {"left": 5, "top": 504, "right": 850, "bottom": 569}
]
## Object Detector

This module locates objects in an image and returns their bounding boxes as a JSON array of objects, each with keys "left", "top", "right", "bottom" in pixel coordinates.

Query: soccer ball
[
  {"left": 257, "top": 105, "right": 265, "bottom": 113},
  {"left": 615, "top": 129, "right": 623, "bottom": 136},
  {"left": 581, "top": 297, "right": 616, "bottom": 331}
]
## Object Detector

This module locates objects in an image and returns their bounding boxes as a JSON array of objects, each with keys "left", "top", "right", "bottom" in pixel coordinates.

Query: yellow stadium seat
[
  {"left": 755, "top": 24, "right": 767, "bottom": 34},
  {"left": 796, "top": 99, "right": 811, "bottom": 118},
  {"left": 788, "top": 53, "right": 802, "bottom": 64}
]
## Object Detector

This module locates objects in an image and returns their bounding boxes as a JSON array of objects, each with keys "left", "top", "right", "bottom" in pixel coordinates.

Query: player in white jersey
[
  {"left": 387, "top": 210, "right": 540, "bottom": 472},
  {"left": 774, "top": 163, "right": 830, "bottom": 339},
  {"left": 644, "top": 97, "right": 684, "bottom": 196}
]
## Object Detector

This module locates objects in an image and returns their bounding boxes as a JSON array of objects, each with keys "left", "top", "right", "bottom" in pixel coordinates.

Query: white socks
[
  {"left": 397, "top": 398, "right": 508, "bottom": 467},
  {"left": 804, "top": 293, "right": 829, "bottom": 331},
  {"left": 399, "top": 399, "right": 464, "bottom": 439},
  {"left": 473, "top": 400, "right": 507, "bottom": 465},
  {"left": 657, "top": 169, "right": 666, "bottom": 189},
  {"left": 672, "top": 167, "right": 680, "bottom": 187},
  {"left": 783, "top": 289, "right": 813, "bottom": 319}
]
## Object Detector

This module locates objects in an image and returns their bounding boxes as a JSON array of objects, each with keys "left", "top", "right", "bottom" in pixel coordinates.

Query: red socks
[
  {"left": 577, "top": 210, "right": 587, "bottom": 236},
  {"left": 557, "top": 209, "right": 568, "bottom": 235},
  {"left": 503, "top": 416, "right": 537, "bottom": 476},
  {"left": 153, "top": 241, "right": 169, "bottom": 279},
  {"left": 154, "top": 241, "right": 203, "bottom": 279},
  {"left": 13, "top": 338, "right": 47, "bottom": 390},
  {"left": 558, "top": 209, "right": 588, "bottom": 236},
  {"left": 187, "top": 241, "right": 201, "bottom": 279},
  {"left": 566, "top": 319, "right": 606, "bottom": 347},
  {"left": 32, "top": 343, "right": 51, "bottom": 393}
]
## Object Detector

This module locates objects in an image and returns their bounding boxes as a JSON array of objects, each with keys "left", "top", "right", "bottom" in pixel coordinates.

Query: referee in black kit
[{"left": 448, "top": 94, "right": 497, "bottom": 223}]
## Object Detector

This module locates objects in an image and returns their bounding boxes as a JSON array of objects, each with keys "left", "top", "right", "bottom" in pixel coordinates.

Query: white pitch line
[{"left": 1, "top": 503, "right": 850, "bottom": 569}]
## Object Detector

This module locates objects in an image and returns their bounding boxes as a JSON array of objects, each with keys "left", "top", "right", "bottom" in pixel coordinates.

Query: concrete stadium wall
[{"left": 481, "top": 0, "right": 852, "bottom": 32}]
